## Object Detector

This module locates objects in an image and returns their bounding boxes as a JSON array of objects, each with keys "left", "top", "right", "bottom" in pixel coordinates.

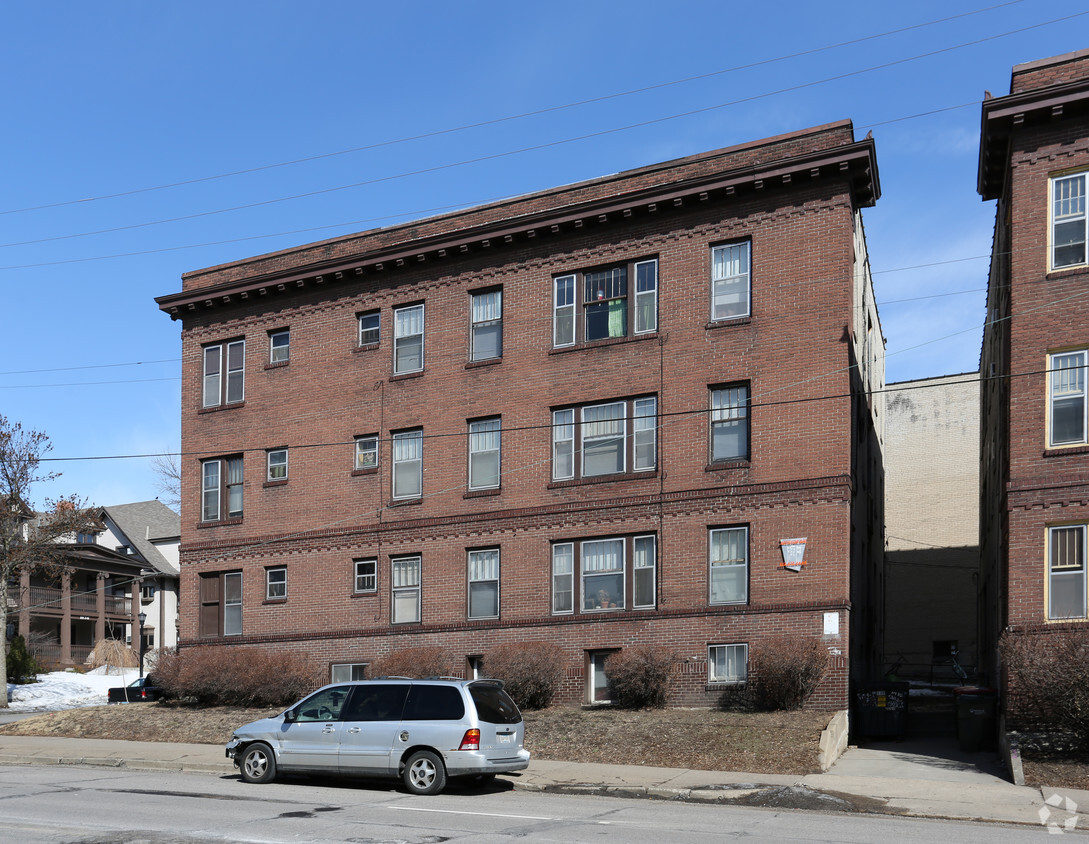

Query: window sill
[
  {"left": 353, "top": 342, "right": 379, "bottom": 354},
  {"left": 464, "top": 488, "right": 501, "bottom": 499},
  {"left": 1044, "top": 444, "right": 1089, "bottom": 457},
  {"left": 263, "top": 361, "right": 289, "bottom": 371},
  {"left": 351, "top": 467, "right": 379, "bottom": 477},
  {"left": 706, "top": 682, "right": 747, "bottom": 690},
  {"left": 465, "top": 357, "right": 502, "bottom": 370},
  {"left": 548, "top": 471, "right": 658, "bottom": 489},
  {"left": 549, "top": 332, "right": 659, "bottom": 355},
  {"left": 262, "top": 598, "right": 287, "bottom": 605},
  {"left": 350, "top": 590, "right": 377, "bottom": 599},
  {"left": 705, "top": 459, "right": 751, "bottom": 471},
  {"left": 197, "top": 517, "right": 243, "bottom": 529},
  {"left": 263, "top": 479, "right": 288, "bottom": 488},
  {"left": 705, "top": 316, "right": 753, "bottom": 330},
  {"left": 1045, "top": 265, "right": 1089, "bottom": 282},
  {"left": 388, "top": 497, "right": 423, "bottom": 507},
  {"left": 198, "top": 402, "right": 245, "bottom": 415},
  {"left": 390, "top": 370, "right": 425, "bottom": 382}
]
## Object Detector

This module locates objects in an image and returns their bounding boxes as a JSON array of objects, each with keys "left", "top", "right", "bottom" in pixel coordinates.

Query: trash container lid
[{"left": 953, "top": 686, "right": 997, "bottom": 696}]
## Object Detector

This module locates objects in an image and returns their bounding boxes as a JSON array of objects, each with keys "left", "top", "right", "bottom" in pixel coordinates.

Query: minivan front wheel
[
  {"left": 240, "top": 743, "right": 277, "bottom": 784},
  {"left": 403, "top": 750, "right": 446, "bottom": 795}
]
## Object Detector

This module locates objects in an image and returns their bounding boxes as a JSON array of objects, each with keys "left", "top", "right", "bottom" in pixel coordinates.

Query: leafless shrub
[
  {"left": 368, "top": 646, "right": 453, "bottom": 680},
  {"left": 484, "top": 642, "right": 564, "bottom": 710},
  {"left": 154, "top": 646, "right": 321, "bottom": 707},
  {"left": 604, "top": 647, "right": 676, "bottom": 709},
  {"left": 750, "top": 637, "right": 828, "bottom": 711},
  {"left": 1001, "top": 627, "right": 1089, "bottom": 746}
]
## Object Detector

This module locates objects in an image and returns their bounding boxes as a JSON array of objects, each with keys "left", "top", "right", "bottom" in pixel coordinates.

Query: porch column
[
  {"left": 130, "top": 576, "right": 142, "bottom": 660},
  {"left": 60, "top": 569, "right": 72, "bottom": 665},
  {"left": 18, "top": 568, "right": 30, "bottom": 637},
  {"left": 157, "top": 577, "right": 166, "bottom": 652},
  {"left": 95, "top": 573, "right": 106, "bottom": 645}
]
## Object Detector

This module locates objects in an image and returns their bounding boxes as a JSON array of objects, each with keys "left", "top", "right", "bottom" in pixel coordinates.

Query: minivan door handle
[
  {"left": 347, "top": 727, "right": 362, "bottom": 734},
  {"left": 322, "top": 726, "right": 335, "bottom": 734}
]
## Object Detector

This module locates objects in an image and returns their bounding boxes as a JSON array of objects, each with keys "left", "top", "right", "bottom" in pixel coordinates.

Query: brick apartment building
[
  {"left": 978, "top": 49, "right": 1089, "bottom": 692},
  {"left": 156, "top": 119, "right": 885, "bottom": 708}
]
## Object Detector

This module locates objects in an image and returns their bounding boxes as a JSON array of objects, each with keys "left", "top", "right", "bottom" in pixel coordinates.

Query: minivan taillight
[{"left": 458, "top": 729, "right": 480, "bottom": 751}]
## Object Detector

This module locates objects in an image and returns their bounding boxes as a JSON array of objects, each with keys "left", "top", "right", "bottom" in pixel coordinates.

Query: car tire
[
  {"left": 239, "top": 743, "right": 277, "bottom": 784},
  {"left": 403, "top": 750, "right": 446, "bottom": 796}
]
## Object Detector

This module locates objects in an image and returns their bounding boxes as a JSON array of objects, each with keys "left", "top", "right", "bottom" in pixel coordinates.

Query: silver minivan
[{"left": 225, "top": 678, "right": 530, "bottom": 795}]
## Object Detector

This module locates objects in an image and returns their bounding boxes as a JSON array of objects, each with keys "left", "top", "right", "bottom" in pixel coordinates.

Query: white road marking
[{"left": 391, "top": 806, "right": 553, "bottom": 820}]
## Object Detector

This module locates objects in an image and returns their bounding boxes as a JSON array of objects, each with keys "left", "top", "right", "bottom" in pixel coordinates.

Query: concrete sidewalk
[{"left": 0, "top": 733, "right": 1085, "bottom": 830}]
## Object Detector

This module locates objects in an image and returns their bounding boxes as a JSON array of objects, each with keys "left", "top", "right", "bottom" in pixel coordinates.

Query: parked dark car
[{"left": 107, "top": 676, "right": 163, "bottom": 703}]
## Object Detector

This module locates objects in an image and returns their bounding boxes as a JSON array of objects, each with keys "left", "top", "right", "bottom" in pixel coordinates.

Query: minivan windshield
[{"left": 469, "top": 683, "right": 522, "bottom": 724}]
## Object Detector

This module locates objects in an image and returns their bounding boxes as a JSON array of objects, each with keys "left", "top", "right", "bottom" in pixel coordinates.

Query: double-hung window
[
  {"left": 266, "top": 448, "right": 288, "bottom": 481},
  {"left": 709, "top": 526, "right": 748, "bottom": 604},
  {"left": 199, "top": 571, "right": 242, "bottom": 637},
  {"left": 269, "top": 330, "right": 289, "bottom": 364},
  {"left": 203, "top": 340, "right": 245, "bottom": 408},
  {"left": 710, "top": 384, "right": 750, "bottom": 462},
  {"left": 354, "top": 435, "right": 379, "bottom": 471},
  {"left": 468, "top": 549, "right": 499, "bottom": 619},
  {"left": 468, "top": 418, "right": 501, "bottom": 490},
  {"left": 1049, "top": 351, "right": 1087, "bottom": 447},
  {"left": 551, "top": 535, "right": 656, "bottom": 614},
  {"left": 708, "top": 644, "right": 748, "bottom": 684},
  {"left": 1049, "top": 525, "right": 1087, "bottom": 620},
  {"left": 1052, "top": 172, "right": 1087, "bottom": 270},
  {"left": 266, "top": 567, "right": 286, "bottom": 600},
  {"left": 392, "top": 555, "right": 421, "bottom": 623},
  {"left": 392, "top": 429, "right": 423, "bottom": 499},
  {"left": 354, "top": 558, "right": 377, "bottom": 593},
  {"left": 359, "top": 311, "right": 380, "bottom": 346},
  {"left": 711, "top": 242, "right": 751, "bottom": 320},
  {"left": 393, "top": 304, "right": 424, "bottom": 374},
  {"left": 202, "top": 456, "right": 243, "bottom": 522},
  {"left": 470, "top": 290, "right": 502, "bottom": 361},
  {"left": 552, "top": 397, "right": 657, "bottom": 480},
  {"left": 552, "top": 258, "right": 657, "bottom": 347}
]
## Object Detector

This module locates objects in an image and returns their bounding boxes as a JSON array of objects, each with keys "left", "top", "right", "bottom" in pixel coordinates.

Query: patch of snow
[{"left": 6, "top": 667, "right": 142, "bottom": 711}]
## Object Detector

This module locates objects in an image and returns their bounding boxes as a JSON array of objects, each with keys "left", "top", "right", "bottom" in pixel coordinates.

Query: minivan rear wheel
[{"left": 403, "top": 750, "right": 446, "bottom": 795}]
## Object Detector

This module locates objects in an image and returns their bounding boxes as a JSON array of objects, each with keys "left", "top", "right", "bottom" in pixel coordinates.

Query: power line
[
  {"left": 0, "top": 1, "right": 1026, "bottom": 218},
  {"left": 4, "top": 10, "right": 1084, "bottom": 252}
]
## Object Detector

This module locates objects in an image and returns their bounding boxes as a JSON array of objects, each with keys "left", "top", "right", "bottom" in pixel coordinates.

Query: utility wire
[
  {"left": 3, "top": 10, "right": 1084, "bottom": 252},
  {"left": 0, "top": 1, "right": 1026, "bottom": 218}
]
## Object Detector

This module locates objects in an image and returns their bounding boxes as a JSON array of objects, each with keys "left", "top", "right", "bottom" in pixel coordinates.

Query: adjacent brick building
[
  {"left": 884, "top": 373, "right": 979, "bottom": 681},
  {"left": 157, "top": 119, "right": 885, "bottom": 708},
  {"left": 978, "top": 49, "right": 1089, "bottom": 691}
]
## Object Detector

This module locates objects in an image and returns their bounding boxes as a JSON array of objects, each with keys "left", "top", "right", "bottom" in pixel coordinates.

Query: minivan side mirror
[{"left": 283, "top": 708, "right": 297, "bottom": 723}]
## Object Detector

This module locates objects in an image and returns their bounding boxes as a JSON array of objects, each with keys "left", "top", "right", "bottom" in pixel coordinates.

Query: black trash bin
[
  {"left": 954, "top": 686, "right": 997, "bottom": 752},
  {"left": 855, "top": 682, "right": 909, "bottom": 741}
]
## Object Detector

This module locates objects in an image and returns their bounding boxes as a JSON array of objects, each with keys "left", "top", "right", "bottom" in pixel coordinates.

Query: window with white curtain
[
  {"left": 551, "top": 397, "right": 657, "bottom": 480},
  {"left": 1049, "top": 525, "right": 1087, "bottom": 620},
  {"left": 710, "top": 384, "right": 750, "bottom": 462},
  {"left": 392, "top": 429, "right": 422, "bottom": 499},
  {"left": 468, "top": 549, "right": 499, "bottom": 619},
  {"left": 708, "top": 643, "right": 748, "bottom": 684},
  {"left": 1052, "top": 172, "right": 1087, "bottom": 270},
  {"left": 1049, "top": 351, "right": 1087, "bottom": 447},
  {"left": 392, "top": 556, "right": 421, "bottom": 623},
  {"left": 468, "top": 418, "right": 501, "bottom": 490},
  {"left": 551, "top": 535, "right": 656, "bottom": 614},
  {"left": 709, "top": 526, "right": 748, "bottom": 604},
  {"left": 711, "top": 242, "right": 751, "bottom": 320},
  {"left": 393, "top": 304, "right": 424, "bottom": 374},
  {"left": 552, "top": 258, "right": 657, "bottom": 347},
  {"left": 470, "top": 290, "right": 502, "bottom": 361}
]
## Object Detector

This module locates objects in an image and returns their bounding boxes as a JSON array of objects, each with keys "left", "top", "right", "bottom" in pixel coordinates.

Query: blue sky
[{"left": 2, "top": 1, "right": 1086, "bottom": 509}]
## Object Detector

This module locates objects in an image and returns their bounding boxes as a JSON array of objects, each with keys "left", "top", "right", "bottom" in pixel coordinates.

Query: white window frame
[
  {"left": 468, "top": 418, "right": 501, "bottom": 490},
  {"left": 709, "top": 526, "right": 749, "bottom": 605},
  {"left": 470, "top": 290, "right": 503, "bottom": 361},
  {"left": 202, "top": 339, "right": 245, "bottom": 408},
  {"left": 1051, "top": 171, "right": 1088, "bottom": 271},
  {"left": 224, "top": 571, "right": 242, "bottom": 636},
  {"left": 202, "top": 456, "right": 243, "bottom": 522},
  {"left": 266, "top": 567, "right": 286, "bottom": 600},
  {"left": 552, "top": 543, "right": 574, "bottom": 614},
  {"left": 266, "top": 448, "right": 288, "bottom": 481},
  {"left": 269, "top": 329, "right": 289, "bottom": 364},
  {"left": 1048, "top": 524, "right": 1087, "bottom": 620},
  {"left": 331, "top": 663, "right": 368, "bottom": 682},
  {"left": 552, "top": 397, "right": 657, "bottom": 480},
  {"left": 392, "top": 555, "right": 421, "bottom": 624},
  {"left": 467, "top": 548, "right": 500, "bottom": 619},
  {"left": 392, "top": 429, "right": 423, "bottom": 499},
  {"left": 1049, "top": 351, "right": 1088, "bottom": 447},
  {"left": 711, "top": 241, "right": 751, "bottom": 321},
  {"left": 354, "top": 435, "right": 379, "bottom": 471},
  {"left": 552, "top": 259, "right": 658, "bottom": 347},
  {"left": 710, "top": 384, "right": 750, "bottom": 462},
  {"left": 633, "top": 534, "right": 656, "bottom": 609},
  {"left": 708, "top": 643, "right": 748, "bottom": 684},
  {"left": 358, "top": 311, "right": 380, "bottom": 346},
  {"left": 588, "top": 650, "right": 615, "bottom": 704},
  {"left": 582, "top": 538, "right": 625, "bottom": 611},
  {"left": 393, "top": 303, "right": 424, "bottom": 374},
  {"left": 354, "top": 558, "right": 377, "bottom": 593}
]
